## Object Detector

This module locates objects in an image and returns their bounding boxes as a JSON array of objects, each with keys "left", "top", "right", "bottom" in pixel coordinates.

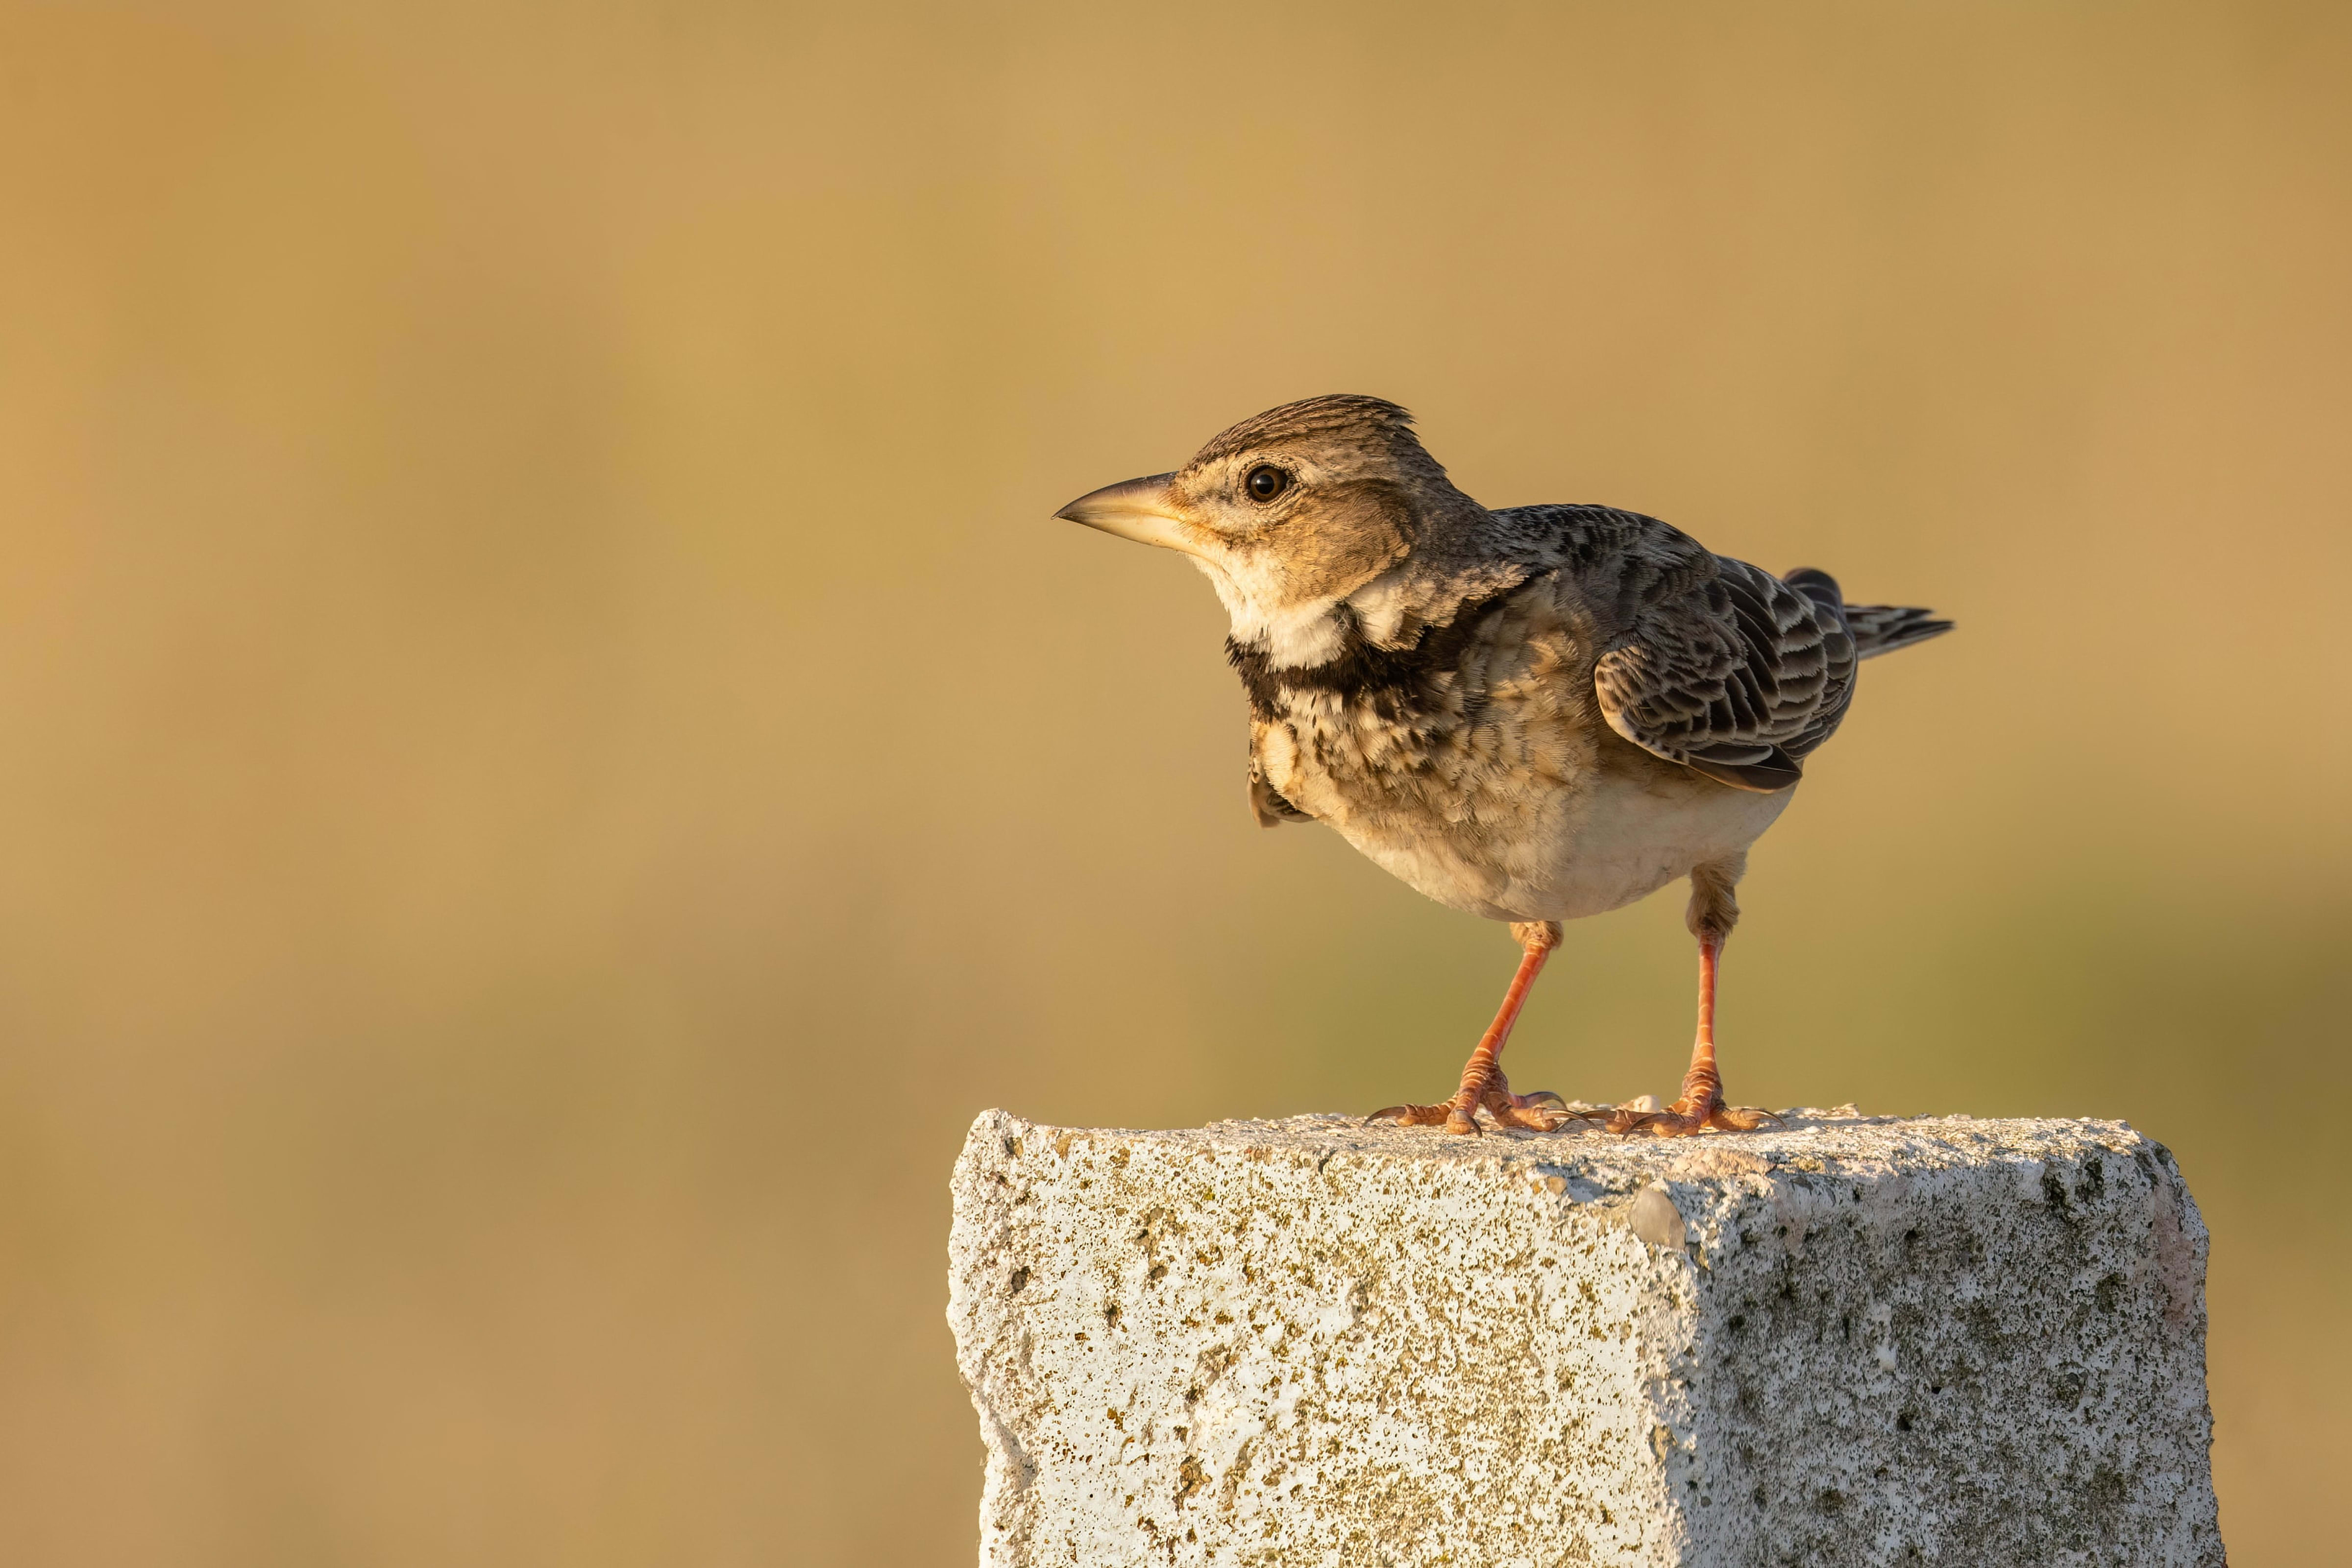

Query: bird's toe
[
  {"left": 1606, "top": 1092, "right": 1782, "bottom": 1137},
  {"left": 1365, "top": 1102, "right": 1457, "bottom": 1129}
]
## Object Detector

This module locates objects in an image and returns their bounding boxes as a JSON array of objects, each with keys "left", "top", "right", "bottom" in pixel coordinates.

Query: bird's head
[{"left": 1055, "top": 395, "right": 1481, "bottom": 639}]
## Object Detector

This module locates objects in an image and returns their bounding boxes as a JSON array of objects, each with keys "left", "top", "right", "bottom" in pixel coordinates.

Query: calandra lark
[{"left": 1056, "top": 396, "right": 1951, "bottom": 1136}]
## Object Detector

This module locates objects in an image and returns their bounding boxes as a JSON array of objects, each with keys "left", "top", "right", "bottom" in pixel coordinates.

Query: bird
[{"left": 1054, "top": 395, "right": 1951, "bottom": 1136}]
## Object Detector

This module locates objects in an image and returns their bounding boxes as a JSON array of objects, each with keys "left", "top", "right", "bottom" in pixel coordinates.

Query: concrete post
[{"left": 948, "top": 1109, "right": 2220, "bottom": 1567}]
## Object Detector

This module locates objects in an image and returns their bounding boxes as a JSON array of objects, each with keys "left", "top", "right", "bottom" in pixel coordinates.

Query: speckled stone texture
[{"left": 948, "top": 1110, "right": 2220, "bottom": 1568}]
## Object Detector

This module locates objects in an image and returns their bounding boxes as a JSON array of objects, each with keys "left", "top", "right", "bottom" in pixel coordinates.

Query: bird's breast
[{"left": 1251, "top": 646, "right": 1601, "bottom": 920}]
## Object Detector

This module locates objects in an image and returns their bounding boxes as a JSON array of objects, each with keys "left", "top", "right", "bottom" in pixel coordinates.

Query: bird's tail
[{"left": 1782, "top": 567, "right": 1953, "bottom": 660}]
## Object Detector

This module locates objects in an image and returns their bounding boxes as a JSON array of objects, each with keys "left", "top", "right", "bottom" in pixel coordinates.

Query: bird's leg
[
  {"left": 1606, "top": 858, "right": 1780, "bottom": 1137},
  {"left": 1607, "top": 934, "right": 1782, "bottom": 1137},
  {"left": 1369, "top": 921, "right": 1586, "bottom": 1134}
]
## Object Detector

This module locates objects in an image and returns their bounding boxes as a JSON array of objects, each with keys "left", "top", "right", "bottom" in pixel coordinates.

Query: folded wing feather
[{"left": 1592, "top": 540, "right": 1860, "bottom": 794}]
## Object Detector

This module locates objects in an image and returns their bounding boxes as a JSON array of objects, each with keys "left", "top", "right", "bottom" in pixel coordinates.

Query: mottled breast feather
[{"left": 1233, "top": 562, "right": 1604, "bottom": 917}]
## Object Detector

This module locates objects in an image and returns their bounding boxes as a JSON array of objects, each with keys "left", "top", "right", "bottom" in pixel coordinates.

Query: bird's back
[{"left": 1487, "top": 505, "right": 1950, "bottom": 791}]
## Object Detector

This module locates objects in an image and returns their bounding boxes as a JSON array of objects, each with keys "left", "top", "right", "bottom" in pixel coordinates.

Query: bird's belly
[
  {"left": 1520, "top": 769, "right": 1794, "bottom": 921},
  {"left": 1327, "top": 766, "right": 1795, "bottom": 925},
  {"left": 1334, "top": 829, "right": 1531, "bottom": 922}
]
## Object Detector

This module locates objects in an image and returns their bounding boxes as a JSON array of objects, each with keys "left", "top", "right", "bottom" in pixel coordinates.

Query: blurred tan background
[{"left": 1, "top": 1, "right": 2346, "bottom": 1562}]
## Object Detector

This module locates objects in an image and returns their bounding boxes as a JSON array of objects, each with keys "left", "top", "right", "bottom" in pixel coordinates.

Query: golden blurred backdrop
[{"left": 1, "top": 2, "right": 2347, "bottom": 1562}]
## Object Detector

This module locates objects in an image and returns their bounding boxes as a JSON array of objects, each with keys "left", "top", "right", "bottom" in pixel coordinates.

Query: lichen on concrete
[{"left": 948, "top": 1110, "right": 2221, "bottom": 1568}]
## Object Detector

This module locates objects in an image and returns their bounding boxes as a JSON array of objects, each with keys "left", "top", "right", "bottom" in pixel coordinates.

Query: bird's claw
[
  {"left": 1606, "top": 1094, "right": 1783, "bottom": 1137},
  {"left": 1365, "top": 1101, "right": 1483, "bottom": 1134},
  {"left": 1366, "top": 1102, "right": 1452, "bottom": 1128},
  {"left": 1368, "top": 1072, "right": 1592, "bottom": 1135}
]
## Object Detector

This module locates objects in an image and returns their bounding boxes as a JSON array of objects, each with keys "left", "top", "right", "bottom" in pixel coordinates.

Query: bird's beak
[{"left": 1054, "top": 472, "right": 1192, "bottom": 553}]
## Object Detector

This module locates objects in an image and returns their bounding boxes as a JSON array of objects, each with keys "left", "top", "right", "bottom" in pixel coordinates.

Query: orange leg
[
  {"left": 1369, "top": 922, "right": 1583, "bottom": 1135},
  {"left": 1606, "top": 936, "right": 1781, "bottom": 1137}
]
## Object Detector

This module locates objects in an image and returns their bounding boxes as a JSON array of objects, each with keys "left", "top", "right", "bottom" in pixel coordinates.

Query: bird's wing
[{"left": 1587, "top": 526, "right": 1857, "bottom": 793}]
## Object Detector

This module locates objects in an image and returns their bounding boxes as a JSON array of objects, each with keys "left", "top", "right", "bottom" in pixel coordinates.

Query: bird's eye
[{"left": 1245, "top": 465, "right": 1291, "bottom": 503}]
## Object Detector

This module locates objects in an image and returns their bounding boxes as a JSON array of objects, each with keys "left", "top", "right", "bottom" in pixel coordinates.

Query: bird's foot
[
  {"left": 1368, "top": 1069, "right": 1597, "bottom": 1135},
  {"left": 1605, "top": 1085, "right": 1782, "bottom": 1137}
]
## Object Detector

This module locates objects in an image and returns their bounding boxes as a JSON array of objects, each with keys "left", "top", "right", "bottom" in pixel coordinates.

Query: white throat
[
  {"left": 1196, "top": 552, "right": 1449, "bottom": 671},
  {"left": 1193, "top": 556, "right": 1348, "bottom": 669}
]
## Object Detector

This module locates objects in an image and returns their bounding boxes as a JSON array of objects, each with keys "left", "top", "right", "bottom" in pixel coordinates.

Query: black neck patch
[{"left": 1223, "top": 583, "right": 1529, "bottom": 724}]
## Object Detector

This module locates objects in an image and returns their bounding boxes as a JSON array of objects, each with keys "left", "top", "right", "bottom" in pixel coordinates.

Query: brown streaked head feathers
[
  {"left": 1184, "top": 394, "right": 1446, "bottom": 483},
  {"left": 1059, "top": 394, "right": 1487, "bottom": 626}
]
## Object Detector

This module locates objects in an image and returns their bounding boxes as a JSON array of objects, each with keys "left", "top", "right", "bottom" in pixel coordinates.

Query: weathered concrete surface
[{"left": 948, "top": 1110, "right": 2220, "bottom": 1568}]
